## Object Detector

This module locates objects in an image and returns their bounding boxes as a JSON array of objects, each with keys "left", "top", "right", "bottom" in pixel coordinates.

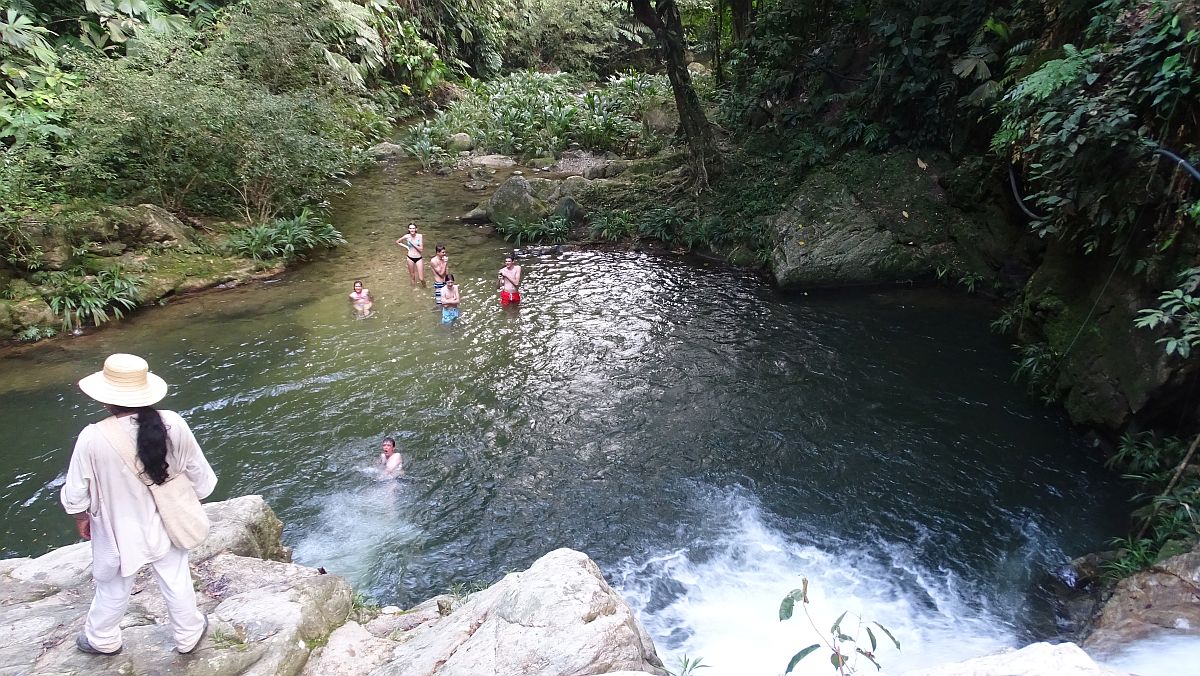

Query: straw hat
[{"left": 78, "top": 353, "right": 168, "bottom": 408}]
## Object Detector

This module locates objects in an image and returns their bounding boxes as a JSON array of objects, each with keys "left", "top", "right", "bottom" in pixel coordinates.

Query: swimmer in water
[
  {"left": 380, "top": 437, "right": 403, "bottom": 476},
  {"left": 349, "top": 280, "right": 372, "bottom": 317}
]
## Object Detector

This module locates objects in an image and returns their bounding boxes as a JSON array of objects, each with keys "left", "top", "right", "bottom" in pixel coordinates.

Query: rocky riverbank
[{"left": 5, "top": 496, "right": 1193, "bottom": 675}]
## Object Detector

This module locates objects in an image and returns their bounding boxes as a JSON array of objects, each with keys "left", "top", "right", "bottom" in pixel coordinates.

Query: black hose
[
  {"left": 1007, "top": 146, "right": 1198, "bottom": 222},
  {"left": 1007, "top": 163, "right": 1047, "bottom": 220},
  {"left": 1153, "top": 147, "right": 1200, "bottom": 183}
]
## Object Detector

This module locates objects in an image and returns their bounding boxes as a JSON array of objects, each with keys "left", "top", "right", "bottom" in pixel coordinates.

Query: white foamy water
[
  {"left": 1097, "top": 634, "right": 1200, "bottom": 676},
  {"left": 613, "top": 486, "right": 1020, "bottom": 676},
  {"left": 291, "top": 469, "right": 424, "bottom": 590}
]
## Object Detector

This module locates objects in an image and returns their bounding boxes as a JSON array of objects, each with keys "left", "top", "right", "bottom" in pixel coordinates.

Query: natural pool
[{"left": 0, "top": 163, "right": 1136, "bottom": 674}]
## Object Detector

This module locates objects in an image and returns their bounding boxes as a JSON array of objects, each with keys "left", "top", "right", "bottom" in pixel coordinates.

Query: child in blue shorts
[{"left": 441, "top": 274, "right": 460, "bottom": 324}]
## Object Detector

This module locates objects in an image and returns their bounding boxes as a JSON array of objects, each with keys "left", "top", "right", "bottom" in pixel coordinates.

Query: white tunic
[{"left": 60, "top": 410, "right": 217, "bottom": 578}]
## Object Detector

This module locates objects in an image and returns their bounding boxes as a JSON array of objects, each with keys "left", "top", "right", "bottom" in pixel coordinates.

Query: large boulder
[
  {"left": 770, "top": 151, "right": 988, "bottom": 289},
  {"left": 0, "top": 496, "right": 347, "bottom": 676},
  {"left": 104, "top": 204, "right": 197, "bottom": 247},
  {"left": 368, "top": 548, "right": 667, "bottom": 675},
  {"left": 1083, "top": 541, "right": 1200, "bottom": 654},
  {"left": 488, "top": 176, "right": 551, "bottom": 224},
  {"left": 899, "top": 642, "right": 1126, "bottom": 676}
]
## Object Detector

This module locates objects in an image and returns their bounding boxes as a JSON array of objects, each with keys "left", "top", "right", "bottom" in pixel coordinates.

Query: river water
[{"left": 0, "top": 163, "right": 1142, "bottom": 674}]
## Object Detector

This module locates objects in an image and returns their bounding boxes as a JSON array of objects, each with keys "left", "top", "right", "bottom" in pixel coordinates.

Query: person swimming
[
  {"left": 349, "top": 280, "right": 373, "bottom": 317},
  {"left": 380, "top": 437, "right": 403, "bottom": 475}
]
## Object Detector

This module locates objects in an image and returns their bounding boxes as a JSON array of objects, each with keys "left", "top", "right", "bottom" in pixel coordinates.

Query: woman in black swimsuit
[{"left": 395, "top": 222, "right": 425, "bottom": 285}]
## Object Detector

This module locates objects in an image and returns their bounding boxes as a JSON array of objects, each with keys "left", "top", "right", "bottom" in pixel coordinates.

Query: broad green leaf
[
  {"left": 830, "top": 610, "right": 849, "bottom": 635},
  {"left": 873, "top": 622, "right": 901, "bottom": 650},
  {"left": 784, "top": 645, "right": 820, "bottom": 674},
  {"left": 830, "top": 652, "right": 848, "bottom": 668}
]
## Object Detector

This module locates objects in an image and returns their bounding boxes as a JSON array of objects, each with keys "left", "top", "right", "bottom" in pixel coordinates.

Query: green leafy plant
[
  {"left": 1011, "top": 342, "right": 1061, "bottom": 403},
  {"left": 43, "top": 265, "right": 142, "bottom": 332},
  {"left": 1135, "top": 267, "right": 1200, "bottom": 358},
  {"left": 16, "top": 324, "right": 57, "bottom": 342},
  {"left": 780, "top": 578, "right": 900, "bottom": 675},
  {"left": 590, "top": 210, "right": 636, "bottom": 241},
  {"left": 668, "top": 654, "right": 709, "bottom": 676},
  {"left": 350, "top": 591, "right": 381, "bottom": 623},
  {"left": 227, "top": 209, "right": 345, "bottom": 262},
  {"left": 495, "top": 215, "right": 569, "bottom": 247}
]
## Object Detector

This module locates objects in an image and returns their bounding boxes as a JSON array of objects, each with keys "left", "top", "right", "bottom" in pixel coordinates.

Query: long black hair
[{"left": 113, "top": 406, "right": 170, "bottom": 484}]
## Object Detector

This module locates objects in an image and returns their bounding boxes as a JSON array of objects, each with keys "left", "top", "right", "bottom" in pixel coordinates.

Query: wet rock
[
  {"left": 464, "top": 180, "right": 490, "bottom": 192},
  {"left": 461, "top": 206, "right": 490, "bottom": 223},
  {"left": 527, "top": 157, "right": 556, "bottom": 170},
  {"left": 447, "top": 133, "right": 474, "bottom": 152},
  {"left": 1084, "top": 540, "right": 1200, "bottom": 653}
]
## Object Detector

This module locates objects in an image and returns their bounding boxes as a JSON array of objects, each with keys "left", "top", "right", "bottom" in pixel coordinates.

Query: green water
[{"left": 0, "top": 161, "right": 1133, "bottom": 673}]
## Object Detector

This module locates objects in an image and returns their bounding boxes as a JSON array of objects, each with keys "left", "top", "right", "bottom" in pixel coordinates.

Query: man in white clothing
[{"left": 61, "top": 353, "right": 217, "bottom": 656}]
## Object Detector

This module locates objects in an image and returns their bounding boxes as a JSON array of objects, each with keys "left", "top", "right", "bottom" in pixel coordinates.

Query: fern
[{"left": 1005, "top": 44, "right": 1095, "bottom": 104}]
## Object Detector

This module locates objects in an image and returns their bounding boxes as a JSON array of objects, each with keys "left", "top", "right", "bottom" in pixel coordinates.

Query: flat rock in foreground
[{"left": 0, "top": 498, "right": 666, "bottom": 676}]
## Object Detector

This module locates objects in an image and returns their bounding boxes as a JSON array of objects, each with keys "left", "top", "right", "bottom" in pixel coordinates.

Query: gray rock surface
[
  {"left": 1084, "top": 541, "right": 1200, "bottom": 653},
  {"left": 447, "top": 133, "right": 474, "bottom": 152},
  {"left": 1, "top": 501, "right": 670, "bottom": 676},
  {"left": 487, "top": 176, "right": 551, "bottom": 224},
  {"left": 470, "top": 154, "right": 516, "bottom": 168},
  {"left": 107, "top": 204, "right": 197, "bottom": 246},
  {"left": 369, "top": 142, "right": 406, "bottom": 160},
  {"left": 367, "top": 548, "right": 667, "bottom": 676},
  {"left": 0, "top": 495, "right": 350, "bottom": 676}
]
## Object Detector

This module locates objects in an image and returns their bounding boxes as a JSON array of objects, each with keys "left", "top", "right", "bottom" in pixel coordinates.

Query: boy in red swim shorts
[{"left": 498, "top": 254, "right": 522, "bottom": 305}]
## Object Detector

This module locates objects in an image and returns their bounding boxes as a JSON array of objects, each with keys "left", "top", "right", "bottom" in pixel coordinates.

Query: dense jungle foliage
[{"left": 2, "top": 0, "right": 1198, "bottom": 572}]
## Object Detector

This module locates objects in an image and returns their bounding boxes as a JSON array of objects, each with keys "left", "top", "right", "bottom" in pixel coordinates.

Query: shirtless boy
[
  {"left": 497, "top": 254, "right": 522, "bottom": 306},
  {"left": 430, "top": 245, "right": 449, "bottom": 307},
  {"left": 380, "top": 437, "right": 403, "bottom": 475}
]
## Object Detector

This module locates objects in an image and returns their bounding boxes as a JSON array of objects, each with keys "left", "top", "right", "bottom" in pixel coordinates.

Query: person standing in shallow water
[
  {"left": 380, "top": 437, "right": 403, "bottom": 475},
  {"left": 61, "top": 353, "right": 216, "bottom": 657},
  {"left": 396, "top": 222, "right": 425, "bottom": 285},
  {"left": 441, "top": 274, "right": 461, "bottom": 324},
  {"left": 430, "top": 245, "right": 449, "bottom": 308},
  {"left": 497, "top": 254, "right": 522, "bottom": 306}
]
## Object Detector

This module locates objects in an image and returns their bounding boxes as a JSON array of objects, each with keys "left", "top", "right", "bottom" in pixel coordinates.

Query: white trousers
[{"left": 85, "top": 544, "right": 206, "bottom": 652}]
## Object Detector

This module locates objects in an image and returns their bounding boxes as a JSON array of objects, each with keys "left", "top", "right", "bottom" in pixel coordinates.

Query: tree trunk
[
  {"left": 729, "top": 0, "right": 752, "bottom": 42},
  {"left": 630, "top": 0, "right": 721, "bottom": 192}
]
